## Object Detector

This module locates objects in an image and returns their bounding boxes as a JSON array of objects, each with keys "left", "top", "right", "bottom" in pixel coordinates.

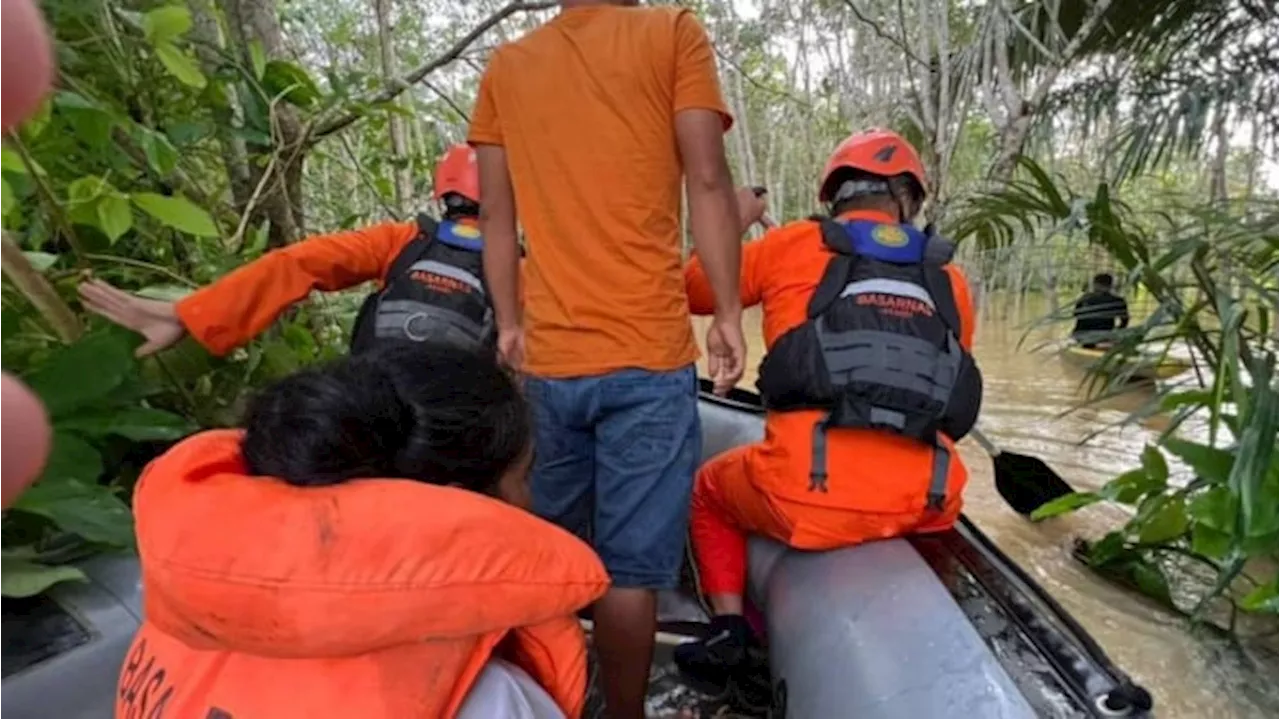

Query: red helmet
[
  {"left": 433, "top": 144, "right": 480, "bottom": 204},
  {"left": 818, "top": 129, "right": 928, "bottom": 202}
]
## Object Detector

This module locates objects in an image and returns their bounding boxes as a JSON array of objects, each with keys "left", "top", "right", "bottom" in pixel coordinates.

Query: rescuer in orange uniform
[
  {"left": 675, "top": 129, "right": 984, "bottom": 691},
  {"left": 78, "top": 144, "right": 498, "bottom": 357}
]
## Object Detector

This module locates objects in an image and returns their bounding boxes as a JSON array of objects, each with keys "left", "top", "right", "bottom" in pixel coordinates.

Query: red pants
[{"left": 689, "top": 445, "right": 955, "bottom": 597}]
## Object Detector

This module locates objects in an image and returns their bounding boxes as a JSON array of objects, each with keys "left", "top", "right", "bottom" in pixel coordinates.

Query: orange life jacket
[{"left": 117, "top": 430, "right": 609, "bottom": 719}]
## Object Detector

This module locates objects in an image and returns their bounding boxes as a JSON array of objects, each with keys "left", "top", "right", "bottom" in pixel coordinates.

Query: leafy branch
[{"left": 309, "top": 1, "right": 554, "bottom": 142}]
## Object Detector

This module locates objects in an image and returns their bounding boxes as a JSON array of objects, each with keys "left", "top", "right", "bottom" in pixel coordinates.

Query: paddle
[{"left": 969, "top": 428, "right": 1077, "bottom": 517}]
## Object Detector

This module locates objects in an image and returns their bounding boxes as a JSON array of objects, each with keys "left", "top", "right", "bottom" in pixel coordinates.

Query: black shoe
[{"left": 673, "top": 614, "right": 757, "bottom": 692}]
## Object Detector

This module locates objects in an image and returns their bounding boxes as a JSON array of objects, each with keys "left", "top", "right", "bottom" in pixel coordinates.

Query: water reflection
[{"left": 692, "top": 301, "right": 1277, "bottom": 718}]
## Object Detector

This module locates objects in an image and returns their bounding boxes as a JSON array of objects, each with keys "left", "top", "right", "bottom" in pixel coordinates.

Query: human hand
[
  {"left": 78, "top": 279, "right": 186, "bottom": 357},
  {"left": 705, "top": 313, "right": 745, "bottom": 396},
  {"left": 735, "top": 186, "right": 768, "bottom": 234},
  {"left": 496, "top": 326, "right": 526, "bottom": 372}
]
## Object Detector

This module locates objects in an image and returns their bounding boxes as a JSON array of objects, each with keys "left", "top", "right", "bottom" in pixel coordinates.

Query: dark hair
[
  {"left": 241, "top": 342, "right": 530, "bottom": 494},
  {"left": 442, "top": 193, "right": 480, "bottom": 220},
  {"left": 1093, "top": 273, "right": 1115, "bottom": 289},
  {"left": 827, "top": 169, "right": 924, "bottom": 219}
]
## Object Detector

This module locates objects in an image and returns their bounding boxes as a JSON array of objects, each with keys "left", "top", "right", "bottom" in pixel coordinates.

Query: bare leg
[
  {"left": 708, "top": 593, "right": 743, "bottom": 617},
  {"left": 593, "top": 587, "right": 656, "bottom": 719}
]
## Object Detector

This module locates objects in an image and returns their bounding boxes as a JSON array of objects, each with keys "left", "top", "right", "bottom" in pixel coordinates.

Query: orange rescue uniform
[
  {"left": 683, "top": 210, "right": 977, "bottom": 595},
  {"left": 174, "top": 218, "right": 516, "bottom": 356},
  {"left": 118, "top": 430, "right": 609, "bottom": 719}
]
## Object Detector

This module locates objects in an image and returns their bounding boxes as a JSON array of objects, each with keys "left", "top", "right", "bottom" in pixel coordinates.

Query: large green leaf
[
  {"left": 131, "top": 126, "right": 180, "bottom": 177},
  {"left": 16, "top": 253, "right": 56, "bottom": 273},
  {"left": 261, "top": 60, "right": 320, "bottom": 107},
  {"left": 142, "top": 5, "right": 192, "bottom": 44},
  {"left": 2, "top": 177, "right": 14, "bottom": 219},
  {"left": 1190, "top": 522, "right": 1233, "bottom": 560},
  {"left": 58, "top": 407, "right": 194, "bottom": 442},
  {"left": 1188, "top": 486, "right": 1234, "bottom": 533},
  {"left": 97, "top": 193, "right": 133, "bottom": 243},
  {"left": 1137, "top": 495, "right": 1189, "bottom": 544},
  {"left": 13, "top": 476, "right": 135, "bottom": 547},
  {"left": 1, "top": 557, "right": 86, "bottom": 598},
  {"left": 1, "top": 146, "right": 26, "bottom": 173},
  {"left": 1139, "top": 444, "right": 1169, "bottom": 487},
  {"left": 132, "top": 193, "right": 218, "bottom": 237},
  {"left": 154, "top": 42, "right": 207, "bottom": 90},
  {"left": 1240, "top": 578, "right": 1278, "bottom": 613},
  {"left": 1099, "top": 468, "right": 1160, "bottom": 505},
  {"left": 24, "top": 330, "right": 136, "bottom": 418},
  {"left": 1030, "top": 490, "right": 1101, "bottom": 520},
  {"left": 249, "top": 40, "right": 267, "bottom": 81},
  {"left": 34, "top": 431, "right": 103, "bottom": 485},
  {"left": 1163, "top": 438, "right": 1235, "bottom": 484}
]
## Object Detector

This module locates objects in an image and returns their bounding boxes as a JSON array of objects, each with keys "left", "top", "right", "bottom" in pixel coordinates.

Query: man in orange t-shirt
[
  {"left": 77, "top": 145, "right": 500, "bottom": 359},
  {"left": 675, "top": 130, "right": 984, "bottom": 693},
  {"left": 466, "top": 3, "right": 747, "bottom": 716}
]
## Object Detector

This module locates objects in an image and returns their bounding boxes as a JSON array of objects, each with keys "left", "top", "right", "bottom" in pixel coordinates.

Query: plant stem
[
  {"left": 6, "top": 134, "right": 89, "bottom": 267},
  {"left": 0, "top": 234, "right": 83, "bottom": 343}
]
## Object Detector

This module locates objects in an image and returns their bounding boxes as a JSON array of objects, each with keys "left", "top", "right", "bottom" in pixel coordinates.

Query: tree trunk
[
  {"left": 186, "top": 0, "right": 257, "bottom": 237},
  {"left": 374, "top": 0, "right": 413, "bottom": 215},
  {"left": 220, "top": 0, "right": 306, "bottom": 246}
]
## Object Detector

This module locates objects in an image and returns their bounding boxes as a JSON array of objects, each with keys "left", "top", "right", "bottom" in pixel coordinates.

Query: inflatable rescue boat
[{"left": 1, "top": 382, "right": 1153, "bottom": 719}]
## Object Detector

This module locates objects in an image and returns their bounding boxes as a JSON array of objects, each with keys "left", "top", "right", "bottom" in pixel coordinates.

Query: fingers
[{"left": 78, "top": 281, "right": 138, "bottom": 328}]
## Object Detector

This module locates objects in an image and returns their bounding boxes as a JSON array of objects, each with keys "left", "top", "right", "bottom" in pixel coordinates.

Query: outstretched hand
[{"left": 77, "top": 279, "right": 187, "bottom": 357}]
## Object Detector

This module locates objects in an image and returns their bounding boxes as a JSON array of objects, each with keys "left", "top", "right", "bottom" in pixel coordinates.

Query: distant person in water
[{"left": 1071, "top": 273, "right": 1129, "bottom": 348}]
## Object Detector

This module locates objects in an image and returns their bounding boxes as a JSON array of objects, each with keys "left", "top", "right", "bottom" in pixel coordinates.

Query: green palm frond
[{"left": 1031, "top": 0, "right": 1278, "bottom": 180}]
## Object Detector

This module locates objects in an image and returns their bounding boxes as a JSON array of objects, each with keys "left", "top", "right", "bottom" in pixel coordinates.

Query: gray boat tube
[
  {"left": 700, "top": 395, "right": 1036, "bottom": 719},
  {"left": 695, "top": 381, "right": 1154, "bottom": 719}
]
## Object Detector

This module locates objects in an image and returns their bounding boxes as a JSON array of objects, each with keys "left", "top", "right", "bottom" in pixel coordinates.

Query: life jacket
[
  {"left": 349, "top": 214, "right": 494, "bottom": 354},
  {"left": 118, "top": 430, "right": 609, "bottom": 719},
  {"left": 756, "top": 218, "right": 983, "bottom": 511}
]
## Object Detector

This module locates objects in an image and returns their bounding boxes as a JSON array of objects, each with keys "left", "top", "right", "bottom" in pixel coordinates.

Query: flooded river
[{"left": 693, "top": 302, "right": 1277, "bottom": 718}]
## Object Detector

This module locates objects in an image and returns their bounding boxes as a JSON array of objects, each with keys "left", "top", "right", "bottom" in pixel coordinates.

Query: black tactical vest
[
  {"left": 349, "top": 215, "right": 495, "bottom": 354},
  {"left": 756, "top": 218, "right": 983, "bottom": 510}
]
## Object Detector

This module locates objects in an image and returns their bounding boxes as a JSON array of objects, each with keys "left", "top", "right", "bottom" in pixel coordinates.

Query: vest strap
[
  {"left": 808, "top": 418, "right": 952, "bottom": 508},
  {"left": 809, "top": 414, "right": 831, "bottom": 493},
  {"left": 927, "top": 439, "right": 949, "bottom": 512}
]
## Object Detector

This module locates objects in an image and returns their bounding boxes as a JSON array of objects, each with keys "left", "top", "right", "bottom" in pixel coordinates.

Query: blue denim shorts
[{"left": 524, "top": 365, "right": 700, "bottom": 589}]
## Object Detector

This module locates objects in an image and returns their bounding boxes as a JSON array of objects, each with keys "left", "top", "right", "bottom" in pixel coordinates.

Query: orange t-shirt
[
  {"left": 175, "top": 218, "right": 511, "bottom": 356},
  {"left": 467, "top": 6, "right": 732, "bottom": 378},
  {"left": 685, "top": 211, "right": 977, "bottom": 519}
]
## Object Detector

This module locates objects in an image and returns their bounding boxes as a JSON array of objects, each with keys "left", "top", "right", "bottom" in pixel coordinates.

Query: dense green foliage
[{"left": 962, "top": 159, "right": 1278, "bottom": 624}]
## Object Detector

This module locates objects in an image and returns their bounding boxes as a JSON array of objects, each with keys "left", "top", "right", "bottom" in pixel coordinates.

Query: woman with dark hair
[{"left": 117, "top": 343, "right": 609, "bottom": 719}]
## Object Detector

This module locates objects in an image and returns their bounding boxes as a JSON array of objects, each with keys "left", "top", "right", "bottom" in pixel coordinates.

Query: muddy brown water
[{"left": 692, "top": 302, "right": 1277, "bottom": 718}]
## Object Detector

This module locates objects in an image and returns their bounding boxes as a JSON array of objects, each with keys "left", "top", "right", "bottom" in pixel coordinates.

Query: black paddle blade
[{"left": 992, "top": 451, "right": 1076, "bottom": 517}]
